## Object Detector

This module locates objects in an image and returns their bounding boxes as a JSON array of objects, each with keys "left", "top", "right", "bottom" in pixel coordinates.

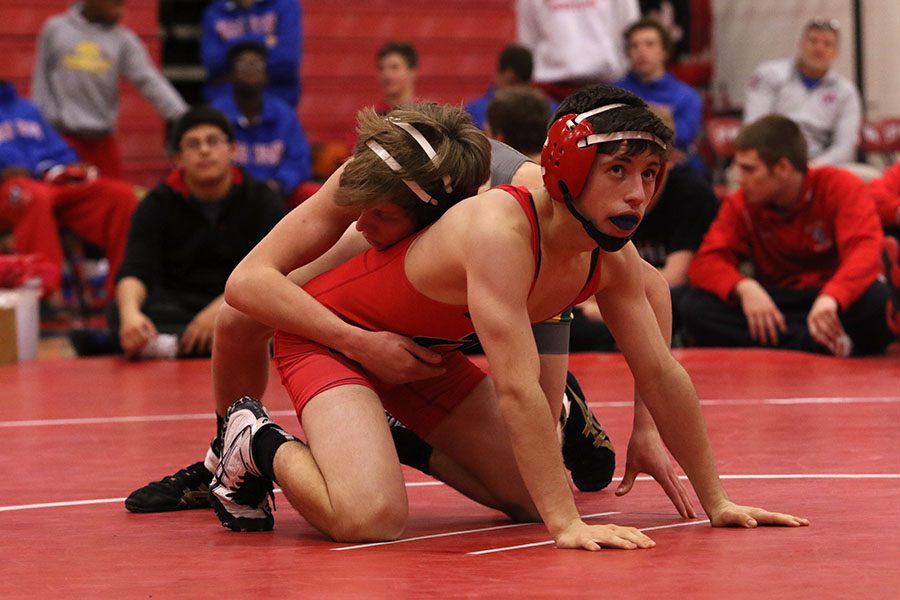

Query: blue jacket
[
  {"left": 201, "top": 0, "right": 302, "bottom": 108},
  {"left": 211, "top": 92, "right": 311, "bottom": 195},
  {"left": 0, "top": 82, "right": 76, "bottom": 176},
  {"left": 614, "top": 71, "right": 702, "bottom": 152},
  {"left": 464, "top": 86, "right": 495, "bottom": 130}
]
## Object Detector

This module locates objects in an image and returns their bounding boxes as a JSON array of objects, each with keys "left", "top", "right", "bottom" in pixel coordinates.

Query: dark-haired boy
[{"left": 112, "top": 107, "right": 284, "bottom": 359}]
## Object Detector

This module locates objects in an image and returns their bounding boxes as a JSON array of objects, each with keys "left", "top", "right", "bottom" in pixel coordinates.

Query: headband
[
  {"left": 365, "top": 119, "right": 454, "bottom": 206},
  {"left": 568, "top": 103, "right": 668, "bottom": 151}
]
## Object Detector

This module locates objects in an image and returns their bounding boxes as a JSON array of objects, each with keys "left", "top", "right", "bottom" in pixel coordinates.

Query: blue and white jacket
[
  {"left": 211, "top": 91, "right": 311, "bottom": 195},
  {"left": 201, "top": 0, "right": 302, "bottom": 108},
  {"left": 0, "top": 82, "right": 77, "bottom": 177}
]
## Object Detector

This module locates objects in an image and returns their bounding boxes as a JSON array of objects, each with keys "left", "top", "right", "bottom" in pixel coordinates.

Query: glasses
[
  {"left": 180, "top": 134, "right": 228, "bottom": 153},
  {"left": 806, "top": 17, "right": 840, "bottom": 33}
]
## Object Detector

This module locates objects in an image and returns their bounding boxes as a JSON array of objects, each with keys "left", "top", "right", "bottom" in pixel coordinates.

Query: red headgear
[{"left": 541, "top": 103, "right": 668, "bottom": 204}]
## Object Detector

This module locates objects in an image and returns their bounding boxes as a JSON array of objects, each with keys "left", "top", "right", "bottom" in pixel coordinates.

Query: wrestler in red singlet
[{"left": 273, "top": 185, "right": 603, "bottom": 434}]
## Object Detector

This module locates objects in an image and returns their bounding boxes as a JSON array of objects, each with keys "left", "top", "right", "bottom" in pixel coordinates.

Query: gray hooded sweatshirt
[{"left": 31, "top": 2, "right": 187, "bottom": 134}]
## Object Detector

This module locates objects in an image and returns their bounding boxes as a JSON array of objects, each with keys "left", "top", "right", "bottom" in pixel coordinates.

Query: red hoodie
[{"left": 688, "top": 166, "right": 883, "bottom": 309}]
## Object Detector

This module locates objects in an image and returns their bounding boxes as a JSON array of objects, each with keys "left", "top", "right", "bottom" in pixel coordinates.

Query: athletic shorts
[{"left": 272, "top": 331, "right": 487, "bottom": 437}]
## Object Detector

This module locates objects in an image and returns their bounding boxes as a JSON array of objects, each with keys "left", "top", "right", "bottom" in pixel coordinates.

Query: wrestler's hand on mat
[
  {"left": 706, "top": 500, "right": 810, "bottom": 528},
  {"left": 555, "top": 521, "right": 656, "bottom": 551},
  {"left": 616, "top": 426, "right": 697, "bottom": 519},
  {"left": 347, "top": 330, "right": 445, "bottom": 384},
  {"left": 616, "top": 429, "right": 697, "bottom": 519}
]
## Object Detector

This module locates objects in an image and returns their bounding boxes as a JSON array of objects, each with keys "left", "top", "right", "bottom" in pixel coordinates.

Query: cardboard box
[{"left": 0, "top": 287, "right": 40, "bottom": 364}]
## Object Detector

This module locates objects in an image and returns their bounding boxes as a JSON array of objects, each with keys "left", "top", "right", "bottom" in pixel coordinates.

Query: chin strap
[{"left": 561, "top": 184, "right": 634, "bottom": 252}]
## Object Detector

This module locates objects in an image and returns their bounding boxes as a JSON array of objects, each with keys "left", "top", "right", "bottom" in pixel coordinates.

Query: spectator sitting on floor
[
  {"left": 483, "top": 86, "right": 551, "bottom": 162},
  {"left": 201, "top": 0, "right": 302, "bottom": 108},
  {"left": 0, "top": 81, "right": 137, "bottom": 301},
  {"left": 109, "top": 107, "right": 284, "bottom": 360},
  {"left": 613, "top": 17, "right": 703, "bottom": 171},
  {"left": 465, "top": 44, "right": 556, "bottom": 130},
  {"left": 210, "top": 41, "right": 316, "bottom": 210},
  {"left": 743, "top": 18, "right": 860, "bottom": 167},
  {"left": 681, "top": 115, "right": 898, "bottom": 356},
  {"left": 569, "top": 107, "right": 718, "bottom": 351},
  {"left": 31, "top": 0, "right": 187, "bottom": 177}
]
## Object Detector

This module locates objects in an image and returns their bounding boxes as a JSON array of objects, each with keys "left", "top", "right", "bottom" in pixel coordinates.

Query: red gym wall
[{"left": 0, "top": 0, "right": 515, "bottom": 188}]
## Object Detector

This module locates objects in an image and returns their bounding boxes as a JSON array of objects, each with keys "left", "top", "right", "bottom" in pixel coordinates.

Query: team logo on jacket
[{"left": 805, "top": 221, "right": 833, "bottom": 251}]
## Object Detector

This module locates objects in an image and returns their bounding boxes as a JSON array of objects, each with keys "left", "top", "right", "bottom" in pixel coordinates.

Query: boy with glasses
[{"left": 110, "top": 107, "right": 284, "bottom": 359}]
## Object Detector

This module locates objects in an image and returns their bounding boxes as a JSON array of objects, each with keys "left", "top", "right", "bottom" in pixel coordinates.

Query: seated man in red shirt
[
  {"left": 213, "top": 85, "right": 807, "bottom": 548},
  {"left": 682, "top": 115, "right": 895, "bottom": 356}
]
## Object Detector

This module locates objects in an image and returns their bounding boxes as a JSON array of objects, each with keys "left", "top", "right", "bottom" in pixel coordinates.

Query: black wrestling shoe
[
  {"left": 562, "top": 371, "right": 616, "bottom": 492},
  {"left": 209, "top": 397, "right": 277, "bottom": 532},
  {"left": 125, "top": 461, "right": 213, "bottom": 513}
]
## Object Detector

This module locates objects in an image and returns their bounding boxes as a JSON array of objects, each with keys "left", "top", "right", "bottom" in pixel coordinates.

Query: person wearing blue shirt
[
  {"left": 0, "top": 81, "right": 137, "bottom": 298},
  {"left": 211, "top": 42, "right": 311, "bottom": 207},
  {"left": 201, "top": 0, "right": 301, "bottom": 108},
  {"left": 614, "top": 18, "right": 703, "bottom": 170},
  {"left": 465, "top": 44, "right": 557, "bottom": 131}
]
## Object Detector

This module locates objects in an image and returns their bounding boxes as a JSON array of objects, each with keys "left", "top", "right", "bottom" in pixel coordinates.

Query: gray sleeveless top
[{"left": 489, "top": 139, "right": 534, "bottom": 186}]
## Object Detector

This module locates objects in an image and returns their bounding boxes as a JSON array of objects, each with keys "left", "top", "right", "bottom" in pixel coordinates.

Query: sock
[
  {"left": 391, "top": 424, "right": 433, "bottom": 475},
  {"left": 251, "top": 425, "right": 296, "bottom": 483}
]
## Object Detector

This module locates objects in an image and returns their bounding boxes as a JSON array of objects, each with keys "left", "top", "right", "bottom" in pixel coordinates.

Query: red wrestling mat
[{"left": 1, "top": 349, "right": 898, "bottom": 598}]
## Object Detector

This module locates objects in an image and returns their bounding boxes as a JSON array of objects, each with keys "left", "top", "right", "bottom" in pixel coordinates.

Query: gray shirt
[
  {"left": 489, "top": 139, "right": 532, "bottom": 186},
  {"left": 743, "top": 58, "right": 861, "bottom": 165},
  {"left": 31, "top": 3, "right": 187, "bottom": 134}
]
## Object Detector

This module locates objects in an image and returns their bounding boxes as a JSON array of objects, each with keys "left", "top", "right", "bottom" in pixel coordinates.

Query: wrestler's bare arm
[
  {"left": 464, "top": 203, "right": 653, "bottom": 550},
  {"left": 225, "top": 165, "right": 444, "bottom": 380},
  {"left": 597, "top": 247, "right": 808, "bottom": 528},
  {"left": 598, "top": 246, "right": 728, "bottom": 510},
  {"left": 615, "top": 260, "right": 697, "bottom": 519}
]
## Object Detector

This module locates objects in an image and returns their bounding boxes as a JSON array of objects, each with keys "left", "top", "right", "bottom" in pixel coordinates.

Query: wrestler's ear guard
[{"left": 541, "top": 104, "right": 668, "bottom": 204}]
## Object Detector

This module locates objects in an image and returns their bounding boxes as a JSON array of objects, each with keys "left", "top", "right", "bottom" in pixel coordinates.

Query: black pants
[
  {"left": 680, "top": 282, "right": 894, "bottom": 356},
  {"left": 569, "top": 284, "right": 689, "bottom": 352},
  {"left": 106, "top": 287, "right": 214, "bottom": 357}
]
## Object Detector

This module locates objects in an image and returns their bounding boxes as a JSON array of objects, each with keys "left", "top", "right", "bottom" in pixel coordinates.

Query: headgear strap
[{"left": 541, "top": 102, "right": 669, "bottom": 252}]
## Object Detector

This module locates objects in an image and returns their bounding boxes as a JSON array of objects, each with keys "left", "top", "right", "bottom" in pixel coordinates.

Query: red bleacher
[
  {"left": 1, "top": 0, "right": 516, "bottom": 186},
  {"left": 300, "top": 0, "right": 515, "bottom": 144}
]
